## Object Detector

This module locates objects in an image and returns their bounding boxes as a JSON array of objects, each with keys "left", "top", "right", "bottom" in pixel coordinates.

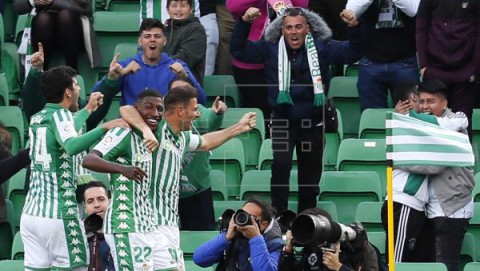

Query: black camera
[
  {"left": 84, "top": 213, "right": 104, "bottom": 238},
  {"left": 291, "top": 214, "right": 357, "bottom": 246},
  {"left": 233, "top": 209, "right": 252, "bottom": 226},
  {"left": 218, "top": 209, "right": 235, "bottom": 232}
]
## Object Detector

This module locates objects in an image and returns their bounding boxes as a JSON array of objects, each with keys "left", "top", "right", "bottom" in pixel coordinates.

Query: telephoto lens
[{"left": 234, "top": 209, "right": 252, "bottom": 226}]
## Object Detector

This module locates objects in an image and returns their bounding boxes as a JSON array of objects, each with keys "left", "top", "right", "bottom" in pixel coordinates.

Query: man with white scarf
[{"left": 230, "top": 7, "right": 363, "bottom": 215}]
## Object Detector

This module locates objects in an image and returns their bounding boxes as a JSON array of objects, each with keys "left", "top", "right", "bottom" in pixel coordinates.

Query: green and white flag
[{"left": 386, "top": 112, "right": 474, "bottom": 167}]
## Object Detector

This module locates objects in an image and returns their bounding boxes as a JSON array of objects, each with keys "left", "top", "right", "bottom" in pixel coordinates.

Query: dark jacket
[
  {"left": 230, "top": 10, "right": 362, "bottom": 126},
  {"left": 87, "top": 233, "right": 114, "bottom": 271},
  {"left": 416, "top": 0, "right": 480, "bottom": 83},
  {"left": 13, "top": 0, "right": 102, "bottom": 68},
  {"left": 193, "top": 220, "right": 284, "bottom": 271},
  {"left": 164, "top": 16, "right": 207, "bottom": 86}
]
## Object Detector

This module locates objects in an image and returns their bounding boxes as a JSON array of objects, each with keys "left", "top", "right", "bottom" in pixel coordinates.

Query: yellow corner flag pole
[{"left": 386, "top": 161, "right": 395, "bottom": 271}]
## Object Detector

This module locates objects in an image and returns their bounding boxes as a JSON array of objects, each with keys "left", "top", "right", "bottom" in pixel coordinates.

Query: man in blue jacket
[
  {"left": 230, "top": 7, "right": 362, "bottom": 214},
  {"left": 193, "top": 196, "right": 284, "bottom": 271},
  {"left": 91, "top": 18, "right": 207, "bottom": 121}
]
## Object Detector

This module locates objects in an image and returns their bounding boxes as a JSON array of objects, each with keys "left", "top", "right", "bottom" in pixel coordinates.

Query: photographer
[
  {"left": 193, "top": 196, "right": 284, "bottom": 271},
  {"left": 279, "top": 208, "right": 379, "bottom": 271},
  {"left": 83, "top": 181, "right": 114, "bottom": 271}
]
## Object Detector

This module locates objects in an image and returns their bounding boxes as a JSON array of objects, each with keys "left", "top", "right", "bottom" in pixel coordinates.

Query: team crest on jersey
[{"left": 103, "top": 135, "right": 114, "bottom": 145}]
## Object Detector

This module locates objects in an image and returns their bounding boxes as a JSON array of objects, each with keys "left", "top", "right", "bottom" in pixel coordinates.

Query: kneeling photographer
[
  {"left": 193, "top": 196, "right": 284, "bottom": 271},
  {"left": 279, "top": 208, "right": 379, "bottom": 271}
]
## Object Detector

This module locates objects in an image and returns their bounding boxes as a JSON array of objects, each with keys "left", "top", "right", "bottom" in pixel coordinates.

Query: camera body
[
  {"left": 233, "top": 209, "right": 252, "bottom": 226},
  {"left": 84, "top": 213, "right": 103, "bottom": 239},
  {"left": 291, "top": 214, "right": 358, "bottom": 247}
]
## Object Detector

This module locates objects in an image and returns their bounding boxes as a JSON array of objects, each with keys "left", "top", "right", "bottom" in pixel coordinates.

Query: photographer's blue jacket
[{"left": 193, "top": 221, "right": 284, "bottom": 271}]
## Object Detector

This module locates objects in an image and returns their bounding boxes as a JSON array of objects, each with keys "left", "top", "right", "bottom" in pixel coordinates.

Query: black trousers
[
  {"left": 270, "top": 118, "right": 324, "bottom": 214},
  {"left": 433, "top": 217, "right": 470, "bottom": 271},
  {"left": 178, "top": 188, "right": 216, "bottom": 230}
]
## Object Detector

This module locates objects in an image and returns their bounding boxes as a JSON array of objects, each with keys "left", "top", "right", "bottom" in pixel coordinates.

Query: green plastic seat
[
  {"left": 7, "top": 168, "right": 26, "bottom": 233},
  {"left": 472, "top": 109, "right": 480, "bottom": 173},
  {"left": 358, "top": 109, "right": 392, "bottom": 139},
  {"left": 354, "top": 201, "right": 384, "bottom": 233},
  {"left": 11, "top": 231, "right": 24, "bottom": 260},
  {"left": 220, "top": 108, "right": 265, "bottom": 169},
  {"left": 210, "top": 170, "right": 228, "bottom": 201},
  {"left": 286, "top": 201, "right": 338, "bottom": 222},
  {"left": 114, "top": 43, "right": 139, "bottom": 60},
  {"left": 328, "top": 76, "right": 360, "bottom": 138},
  {"left": 394, "top": 262, "right": 448, "bottom": 271},
  {"left": 107, "top": 0, "right": 140, "bottom": 12},
  {"left": 0, "top": 260, "right": 24, "bottom": 271},
  {"left": 460, "top": 232, "right": 476, "bottom": 270},
  {"left": 1, "top": 42, "right": 21, "bottom": 99},
  {"left": 0, "top": 219, "right": 13, "bottom": 259},
  {"left": 367, "top": 231, "right": 386, "bottom": 261},
  {"left": 209, "top": 138, "right": 245, "bottom": 199},
  {"left": 203, "top": 75, "right": 240, "bottom": 108},
  {"left": 336, "top": 138, "right": 387, "bottom": 197},
  {"left": 323, "top": 109, "right": 343, "bottom": 171},
  {"left": 472, "top": 174, "right": 480, "bottom": 202},
  {"left": 464, "top": 262, "right": 480, "bottom": 271},
  {"left": 467, "top": 202, "right": 480, "bottom": 260},
  {"left": 180, "top": 231, "right": 218, "bottom": 261},
  {"left": 319, "top": 171, "right": 382, "bottom": 224},
  {"left": 0, "top": 73, "right": 9, "bottom": 106},
  {"left": 0, "top": 106, "right": 25, "bottom": 154},
  {"left": 93, "top": 11, "right": 139, "bottom": 68},
  {"left": 239, "top": 170, "right": 298, "bottom": 201},
  {"left": 213, "top": 200, "right": 244, "bottom": 221},
  {"left": 258, "top": 138, "right": 297, "bottom": 170},
  {"left": 344, "top": 64, "right": 359, "bottom": 77}
]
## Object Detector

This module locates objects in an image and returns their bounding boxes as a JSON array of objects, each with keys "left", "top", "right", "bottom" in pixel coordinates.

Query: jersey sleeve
[
  {"left": 436, "top": 112, "right": 469, "bottom": 132},
  {"left": 93, "top": 127, "right": 131, "bottom": 160},
  {"left": 52, "top": 109, "right": 79, "bottom": 146},
  {"left": 185, "top": 131, "right": 202, "bottom": 152}
]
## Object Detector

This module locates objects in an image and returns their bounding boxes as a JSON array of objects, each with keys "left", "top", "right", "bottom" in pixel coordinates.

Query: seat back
[
  {"left": 7, "top": 168, "right": 26, "bottom": 232},
  {"left": 395, "top": 263, "right": 448, "bottom": 271},
  {"left": 464, "top": 262, "right": 480, "bottom": 271},
  {"left": 220, "top": 108, "right": 265, "bottom": 169},
  {"left": 354, "top": 201, "right": 384, "bottom": 233},
  {"left": 0, "top": 73, "right": 9, "bottom": 106},
  {"left": 337, "top": 139, "right": 387, "bottom": 197},
  {"left": 0, "top": 260, "right": 24, "bottom": 271},
  {"left": 258, "top": 138, "right": 297, "bottom": 170},
  {"left": 319, "top": 171, "right": 382, "bottom": 224},
  {"left": 11, "top": 231, "right": 24, "bottom": 260},
  {"left": 367, "top": 231, "right": 386, "bottom": 261},
  {"left": 324, "top": 109, "right": 343, "bottom": 171},
  {"left": 180, "top": 231, "right": 218, "bottom": 261},
  {"left": 467, "top": 202, "right": 480, "bottom": 260},
  {"left": 240, "top": 170, "right": 298, "bottom": 201},
  {"left": 358, "top": 109, "right": 391, "bottom": 139},
  {"left": 328, "top": 76, "right": 360, "bottom": 138},
  {"left": 209, "top": 138, "right": 245, "bottom": 199},
  {"left": 203, "top": 75, "right": 240, "bottom": 108},
  {"left": 213, "top": 200, "right": 244, "bottom": 222},
  {"left": 0, "top": 106, "right": 25, "bottom": 154},
  {"left": 210, "top": 170, "right": 228, "bottom": 201}
]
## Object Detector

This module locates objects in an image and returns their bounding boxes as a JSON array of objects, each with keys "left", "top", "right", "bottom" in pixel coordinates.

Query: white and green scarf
[
  {"left": 18, "top": 9, "right": 36, "bottom": 76},
  {"left": 278, "top": 33, "right": 325, "bottom": 107}
]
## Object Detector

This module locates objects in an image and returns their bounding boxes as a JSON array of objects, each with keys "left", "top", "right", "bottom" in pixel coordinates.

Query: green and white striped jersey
[
  {"left": 23, "top": 104, "right": 83, "bottom": 219},
  {"left": 140, "top": 0, "right": 199, "bottom": 23},
  {"left": 151, "top": 120, "right": 201, "bottom": 227},
  {"left": 93, "top": 127, "right": 156, "bottom": 234}
]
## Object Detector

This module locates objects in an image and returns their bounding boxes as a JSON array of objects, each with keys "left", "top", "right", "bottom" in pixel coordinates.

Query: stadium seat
[
  {"left": 1, "top": 42, "right": 20, "bottom": 99},
  {"left": 3, "top": 0, "right": 17, "bottom": 42},
  {"left": 344, "top": 64, "right": 359, "bottom": 77},
  {"left": 467, "top": 202, "right": 480, "bottom": 260},
  {"left": 93, "top": 11, "right": 139, "bottom": 68},
  {"left": 257, "top": 138, "right": 297, "bottom": 170},
  {"left": 358, "top": 108, "right": 392, "bottom": 139},
  {"left": 286, "top": 201, "right": 338, "bottom": 222},
  {"left": 0, "top": 260, "right": 24, "bottom": 271},
  {"left": 395, "top": 262, "right": 447, "bottom": 271},
  {"left": 210, "top": 170, "right": 228, "bottom": 201},
  {"left": 0, "top": 73, "right": 9, "bottom": 106},
  {"left": 367, "top": 231, "right": 385, "bottom": 261},
  {"left": 114, "top": 43, "right": 139, "bottom": 60},
  {"left": 472, "top": 175, "right": 480, "bottom": 202},
  {"left": 460, "top": 232, "right": 476, "bottom": 269},
  {"left": 76, "top": 75, "right": 87, "bottom": 101},
  {"left": 219, "top": 108, "right": 265, "bottom": 169},
  {"left": 328, "top": 76, "right": 360, "bottom": 138},
  {"left": 324, "top": 109, "right": 343, "bottom": 171},
  {"left": 213, "top": 200, "right": 244, "bottom": 221},
  {"left": 7, "top": 168, "right": 27, "bottom": 232},
  {"left": 354, "top": 201, "right": 384, "bottom": 233},
  {"left": 180, "top": 231, "right": 218, "bottom": 261},
  {"left": 203, "top": 75, "right": 240, "bottom": 108},
  {"left": 464, "top": 262, "right": 480, "bottom": 271},
  {"left": 0, "top": 106, "right": 25, "bottom": 154},
  {"left": 184, "top": 260, "right": 214, "bottom": 271},
  {"left": 336, "top": 138, "right": 387, "bottom": 197},
  {"left": 107, "top": 0, "right": 140, "bottom": 12},
  {"left": 319, "top": 171, "right": 382, "bottom": 224},
  {"left": 11, "top": 231, "right": 24, "bottom": 260},
  {"left": 209, "top": 138, "right": 245, "bottom": 199},
  {"left": 239, "top": 170, "right": 298, "bottom": 201}
]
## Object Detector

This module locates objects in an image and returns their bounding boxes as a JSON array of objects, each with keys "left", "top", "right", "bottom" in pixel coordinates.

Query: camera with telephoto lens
[
  {"left": 218, "top": 209, "right": 235, "bottom": 232},
  {"left": 84, "top": 213, "right": 104, "bottom": 238},
  {"left": 233, "top": 209, "right": 253, "bottom": 226},
  {"left": 291, "top": 214, "right": 357, "bottom": 248}
]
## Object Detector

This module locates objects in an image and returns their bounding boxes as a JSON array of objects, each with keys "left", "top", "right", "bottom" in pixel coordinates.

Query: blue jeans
[{"left": 357, "top": 56, "right": 419, "bottom": 110}]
